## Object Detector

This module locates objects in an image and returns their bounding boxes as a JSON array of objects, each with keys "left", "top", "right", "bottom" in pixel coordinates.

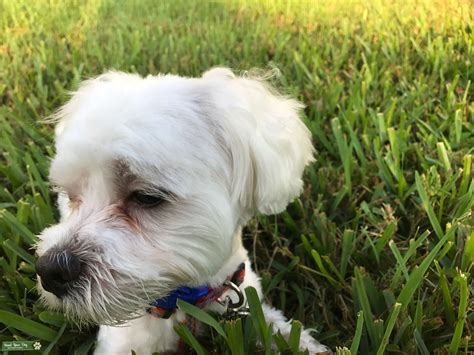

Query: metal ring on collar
[{"left": 217, "top": 280, "right": 245, "bottom": 310}]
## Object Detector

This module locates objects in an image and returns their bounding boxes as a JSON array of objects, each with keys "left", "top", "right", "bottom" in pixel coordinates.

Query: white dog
[{"left": 35, "top": 68, "right": 330, "bottom": 354}]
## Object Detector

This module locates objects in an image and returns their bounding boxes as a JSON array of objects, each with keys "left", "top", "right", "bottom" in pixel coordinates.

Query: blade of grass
[
  {"left": 461, "top": 231, "right": 474, "bottom": 271},
  {"left": 331, "top": 117, "right": 352, "bottom": 195},
  {"left": 273, "top": 331, "right": 289, "bottom": 352},
  {"left": 414, "top": 328, "right": 430, "bottom": 355},
  {"left": 225, "top": 319, "right": 244, "bottom": 355},
  {"left": 397, "top": 230, "right": 450, "bottom": 311},
  {"left": 0, "top": 209, "right": 37, "bottom": 244},
  {"left": 449, "top": 272, "right": 469, "bottom": 354},
  {"left": 436, "top": 142, "right": 452, "bottom": 175},
  {"left": 375, "top": 222, "right": 396, "bottom": 257},
  {"left": 434, "top": 260, "right": 455, "bottom": 326},
  {"left": 340, "top": 229, "right": 355, "bottom": 278},
  {"left": 390, "top": 230, "right": 430, "bottom": 289},
  {"left": 177, "top": 299, "right": 226, "bottom": 338},
  {"left": 388, "top": 240, "right": 409, "bottom": 282},
  {"left": 73, "top": 336, "right": 95, "bottom": 355},
  {"left": 350, "top": 311, "right": 364, "bottom": 355},
  {"left": 245, "top": 287, "right": 272, "bottom": 354},
  {"left": 311, "top": 249, "right": 338, "bottom": 287},
  {"left": 415, "top": 172, "right": 443, "bottom": 239},
  {"left": 0, "top": 310, "right": 57, "bottom": 341},
  {"left": 174, "top": 323, "right": 208, "bottom": 355},
  {"left": 376, "top": 302, "right": 401, "bottom": 355},
  {"left": 458, "top": 154, "right": 471, "bottom": 196},
  {"left": 2, "top": 239, "right": 35, "bottom": 266},
  {"left": 287, "top": 320, "right": 302, "bottom": 354},
  {"left": 42, "top": 322, "right": 67, "bottom": 355},
  {"left": 354, "top": 268, "right": 377, "bottom": 347}
]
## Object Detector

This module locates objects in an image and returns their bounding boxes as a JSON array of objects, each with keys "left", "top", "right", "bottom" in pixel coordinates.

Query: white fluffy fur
[{"left": 36, "top": 68, "right": 329, "bottom": 354}]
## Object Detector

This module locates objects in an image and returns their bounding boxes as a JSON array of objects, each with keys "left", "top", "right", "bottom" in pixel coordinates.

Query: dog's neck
[
  {"left": 206, "top": 228, "right": 248, "bottom": 287},
  {"left": 148, "top": 229, "right": 249, "bottom": 318}
]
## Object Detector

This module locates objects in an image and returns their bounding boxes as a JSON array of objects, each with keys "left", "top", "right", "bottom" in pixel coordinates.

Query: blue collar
[
  {"left": 148, "top": 263, "right": 246, "bottom": 318},
  {"left": 151, "top": 285, "right": 209, "bottom": 309}
]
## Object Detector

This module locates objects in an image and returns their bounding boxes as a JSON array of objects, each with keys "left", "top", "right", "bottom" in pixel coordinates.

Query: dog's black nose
[{"left": 36, "top": 250, "right": 82, "bottom": 298}]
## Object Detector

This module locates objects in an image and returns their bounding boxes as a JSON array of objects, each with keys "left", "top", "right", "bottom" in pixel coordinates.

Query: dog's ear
[{"left": 203, "top": 68, "right": 314, "bottom": 216}]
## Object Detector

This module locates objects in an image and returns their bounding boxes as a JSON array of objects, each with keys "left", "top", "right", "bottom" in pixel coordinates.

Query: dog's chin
[{"left": 37, "top": 281, "right": 169, "bottom": 327}]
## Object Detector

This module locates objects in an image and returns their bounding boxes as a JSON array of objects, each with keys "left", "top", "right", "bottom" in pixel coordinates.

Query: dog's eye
[{"left": 130, "top": 191, "right": 163, "bottom": 207}]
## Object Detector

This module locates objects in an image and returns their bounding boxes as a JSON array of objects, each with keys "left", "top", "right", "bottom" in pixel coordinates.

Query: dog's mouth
[
  {"left": 38, "top": 274, "right": 174, "bottom": 326},
  {"left": 35, "top": 236, "right": 180, "bottom": 326},
  {"left": 36, "top": 255, "right": 174, "bottom": 326}
]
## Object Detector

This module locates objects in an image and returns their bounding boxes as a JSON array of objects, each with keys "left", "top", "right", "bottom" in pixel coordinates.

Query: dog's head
[{"left": 35, "top": 68, "right": 313, "bottom": 325}]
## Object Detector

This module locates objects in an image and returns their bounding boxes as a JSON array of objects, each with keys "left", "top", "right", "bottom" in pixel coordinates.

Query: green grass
[{"left": 0, "top": 0, "right": 473, "bottom": 353}]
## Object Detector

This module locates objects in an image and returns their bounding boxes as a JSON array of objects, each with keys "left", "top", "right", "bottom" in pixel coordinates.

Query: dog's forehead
[{"left": 50, "top": 75, "right": 227, "bottom": 192}]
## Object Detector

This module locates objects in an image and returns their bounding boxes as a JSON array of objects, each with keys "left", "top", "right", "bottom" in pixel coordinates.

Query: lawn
[{"left": 0, "top": 0, "right": 473, "bottom": 353}]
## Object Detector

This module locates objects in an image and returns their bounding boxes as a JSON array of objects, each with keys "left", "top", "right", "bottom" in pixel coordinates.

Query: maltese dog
[{"left": 35, "top": 68, "right": 330, "bottom": 354}]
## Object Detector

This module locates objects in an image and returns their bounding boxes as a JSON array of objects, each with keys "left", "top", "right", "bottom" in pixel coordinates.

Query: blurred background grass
[{"left": 0, "top": 0, "right": 473, "bottom": 353}]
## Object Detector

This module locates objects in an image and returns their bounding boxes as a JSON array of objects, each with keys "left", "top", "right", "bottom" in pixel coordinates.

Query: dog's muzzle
[{"left": 36, "top": 250, "right": 82, "bottom": 298}]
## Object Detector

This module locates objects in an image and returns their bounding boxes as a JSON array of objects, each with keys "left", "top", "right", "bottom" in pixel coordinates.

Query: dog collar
[{"left": 148, "top": 263, "right": 246, "bottom": 319}]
